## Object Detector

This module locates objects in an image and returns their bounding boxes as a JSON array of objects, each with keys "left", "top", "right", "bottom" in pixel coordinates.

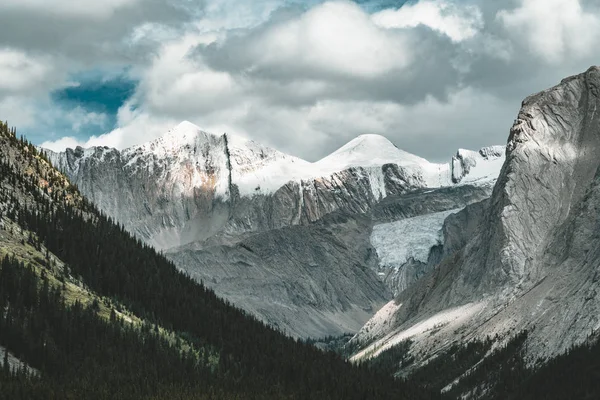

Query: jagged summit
[
  {"left": 477, "top": 145, "right": 505, "bottom": 159},
  {"left": 451, "top": 145, "right": 506, "bottom": 184},
  {"left": 175, "top": 120, "right": 203, "bottom": 132},
  {"left": 161, "top": 120, "right": 212, "bottom": 142},
  {"left": 127, "top": 120, "right": 223, "bottom": 157},
  {"left": 351, "top": 66, "right": 600, "bottom": 367}
]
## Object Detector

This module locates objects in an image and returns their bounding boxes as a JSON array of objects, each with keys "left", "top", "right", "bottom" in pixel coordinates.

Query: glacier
[{"left": 371, "top": 208, "right": 462, "bottom": 295}]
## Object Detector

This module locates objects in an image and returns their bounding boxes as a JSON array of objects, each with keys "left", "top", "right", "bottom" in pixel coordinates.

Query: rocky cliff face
[
  {"left": 48, "top": 126, "right": 503, "bottom": 251},
  {"left": 169, "top": 213, "right": 389, "bottom": 338},
  {"left": 350, "top": 66, "right": 600, "bottom": 365},
  {"left": 50, "top": 127, "right": 232, "bottom": 250},
  {"left": 167, "top": 184, "right": 494, "bottom": 338},
  {"left": 47, "top": 122, "right": 504, "bottom": 338}
]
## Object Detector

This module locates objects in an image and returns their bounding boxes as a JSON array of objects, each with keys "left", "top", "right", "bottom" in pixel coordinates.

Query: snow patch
[
  {"left": 227, "top": 134, "right": 314, "bottom": 195},
  {"left": 452, "top": 146, "right": 505, "bottom": 185},
  {"left": 316, "top": 134, "right": 454, "bottom": 190},
  {"left": 317, "top": 134, "right": 431, "bottom": 170}
]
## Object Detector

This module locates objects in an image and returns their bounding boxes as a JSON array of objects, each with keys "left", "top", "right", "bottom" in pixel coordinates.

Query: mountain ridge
[
  {"left": 45, "top": 124, "right": 505, "bottom": 252},
  {"left": 48, "top": 121, "right": 504, "bottom": 202},
  {"left": 350, "top": 66, "right": 600, "bottom": 370},
  {"left": 45, "top": 122, "right": 505, "bottom": 338}
]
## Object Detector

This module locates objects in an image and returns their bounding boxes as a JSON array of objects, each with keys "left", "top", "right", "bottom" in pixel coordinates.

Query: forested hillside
[{"left": 0, "top": 122, "right": 434, "bottom": 399}]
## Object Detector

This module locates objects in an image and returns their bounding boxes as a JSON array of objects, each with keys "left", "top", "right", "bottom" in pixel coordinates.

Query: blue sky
[
  {"left": 45, "top": 73, "right": 137, "bottom": 143},
  {"left": 53, "top": 74, "right": 137, "bottom": 117},
  {"left": 1, "top": 0, "right": 599, "bottom": 161},
  {"left": 355, "top": 0, "right": 410, "bottom": 12}
]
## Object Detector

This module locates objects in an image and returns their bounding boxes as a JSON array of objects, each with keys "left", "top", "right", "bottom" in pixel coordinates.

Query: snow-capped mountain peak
[
  {"left": 48, "top": 122, "right": 505, "bottom": 201},
  {"left": 317, "top": 133, "right": 429, "bottom": 170},
  {"left": 225, "top": 134, "right": 313, "bottom": 195},
  {"left": 127, "top": 120, "right": 222, "bottom": 158}
]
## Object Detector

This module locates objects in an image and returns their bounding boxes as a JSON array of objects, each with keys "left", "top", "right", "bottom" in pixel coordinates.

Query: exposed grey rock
[
  {"left": 46, "top": 123, "right": 503, "bottom": 338},
  {"left": 441, "top": 199, "right": 489, "bottom": 258},
  {"left": 0, "top": 345, "right": 37, "bottom": 376},
  {"left": 350, "top": 66, "right": 600, "bottom": 368},
  {"left": 369, "top": 184, "right": 491, "bottom": 223},
  {"left": 168, "top": 213, "right": 390, "bottom": 338}
]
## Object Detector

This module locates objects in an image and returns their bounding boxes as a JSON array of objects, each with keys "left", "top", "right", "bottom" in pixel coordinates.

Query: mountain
[
  {"left": 3, "top": 82, "right": 600, "bottom": 398},
  {"left": 0, "top": 122, "right": 439, "bottom": 399},
  {"left": 48, "top": 123, "right": 503, "bottom": 250},
  {"left": 47, "top": 124, "right": 504, "bottom": 338},
  {"left": 349, "top": 66, "right": 600, "bottom": 384}
]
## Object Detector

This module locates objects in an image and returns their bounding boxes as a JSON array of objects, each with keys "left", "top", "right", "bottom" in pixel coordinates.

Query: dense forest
[
  {"left": 362, "top": 326, "right": 600, "bottom": 399},
  {"left": 0, "top": 255, "right": 215, "bottom": 399},
  {"left": 2, "top": 121, "right": 600, "bottom": 399},
  {"left": 0, "top": 123, "right": 435, "bottom": 398}
]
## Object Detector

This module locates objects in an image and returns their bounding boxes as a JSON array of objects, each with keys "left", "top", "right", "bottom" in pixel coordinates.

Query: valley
[
  {"left": 2, "top": 62, "right": 600, "bottom": 400},
  {"left": 47, "top": 123, "right": 504, "bottom": 338}
]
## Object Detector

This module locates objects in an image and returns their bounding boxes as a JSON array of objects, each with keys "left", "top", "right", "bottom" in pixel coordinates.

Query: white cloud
[
  {"left": 10, "top": 0, "right": 600, "bottom": 163},
  {"left": 127, "top": 23, "right": 181, "bottom": 47},
  {"left": 96, "top": 101, "right": 179, "bottom": 149},
  {"left": 0, "top": 0, "right": 139, "bottom": 18},
  {"left": 66, "top": 107, "right": 109, "bottom": 132},
  {"left": 477, "top": 34, "right": 513, "bottom": 62},
  {"left": 372, "top": 0, "right": 484, "bottom": 42},
  {"left": 196, "top": 0, "right": 299, "bottom": 32},
  {"left": 299, "top": 87, "right": 515, "bottom": 160},
  {"left": 135, "top": 32, "right": 240, "bottom": 117},
  {"left": 40, "top": 111, "right": 174, "bottom": 152},
  {"left": 40, "top": 136, "right": 86, "bottom": 152},
  {"left": 0, "top": 49, "right": 60, "bottom": 94},
  {"left": 226, "top": 1, "right": 413, "bottom": 78},
  {"left": 48, "top": 99, "right": 178, "bottom": 151},
  {"left": 0, "top": 96, "right": 37, "bottom": 128},
  {"left": 498, "top": 0, "right": 600, "bottom": 62}
]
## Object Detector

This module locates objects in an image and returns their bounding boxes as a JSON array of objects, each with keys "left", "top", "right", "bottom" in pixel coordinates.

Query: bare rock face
[
  {"left": 168, "top": 214, "right": 390, "bottom": 338},
  {"left": 47, "top": 123, "right": 503, "bottom": 338},
  {"left": 351, "top": 66, "right": 600, "bottom": 365},
  {"left": 51, "top": 130, "right": 232, "bottom": 250}
]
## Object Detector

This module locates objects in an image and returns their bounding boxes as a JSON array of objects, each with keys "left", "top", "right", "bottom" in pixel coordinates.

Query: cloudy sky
[{"left": 1, "top": 0, "right": 599, "bottom": 162}]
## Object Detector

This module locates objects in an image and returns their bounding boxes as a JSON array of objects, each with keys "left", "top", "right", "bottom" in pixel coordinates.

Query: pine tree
[{"left": 3, "top": 349, "right": 10, "bottom": 377}]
